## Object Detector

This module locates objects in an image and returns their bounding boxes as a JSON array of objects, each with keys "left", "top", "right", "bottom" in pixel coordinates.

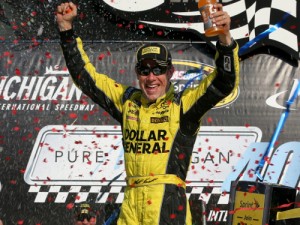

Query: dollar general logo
[{"left": 172, "top": 60, "right": 239, "bottom": 109}]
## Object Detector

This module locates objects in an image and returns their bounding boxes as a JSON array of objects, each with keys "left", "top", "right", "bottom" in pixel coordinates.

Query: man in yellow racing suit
[{"left": 56, "top": 2, "right": 239, "bottom": 225}]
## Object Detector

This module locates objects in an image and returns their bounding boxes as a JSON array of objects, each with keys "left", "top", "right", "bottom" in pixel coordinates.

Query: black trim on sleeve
[
  {"left": 216, "top": 39, "right": 237, "bottom": 52},
  {"left": 59, "top": 29, "right": 77, "bottom": 42}
]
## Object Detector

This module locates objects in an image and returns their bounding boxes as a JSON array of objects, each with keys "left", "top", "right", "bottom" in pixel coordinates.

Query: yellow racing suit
[{"left": 60, "top": 30, "right": 239, "bottom": 225}]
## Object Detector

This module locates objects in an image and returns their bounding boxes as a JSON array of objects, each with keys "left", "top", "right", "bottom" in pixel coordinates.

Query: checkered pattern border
[{"left": 28, "top": 185, "right": 229, "bottom": 205}]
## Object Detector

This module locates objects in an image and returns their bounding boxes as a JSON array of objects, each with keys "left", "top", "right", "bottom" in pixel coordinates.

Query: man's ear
[
  {"left": 135, "top": 65, "right": 140, "bottom": 77},
  {"left": 167, "top": 65, "right": 174, "bottom": 79}
]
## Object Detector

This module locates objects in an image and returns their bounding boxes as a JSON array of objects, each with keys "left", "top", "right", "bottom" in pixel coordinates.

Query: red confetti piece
[
  {"left": 15, "top": 68, "right": 21, "bottom": 75},
  {"left": 156, "top": 30, "right": 163, "bottom": 36},
  {"left": 107, "top": 196, "right": 114, "bottom": 203},
  {"left": 6, "top": 59, "right": 12, "bottom": 66},
  {"left": 138, "top": 24, "right": 144, "bottom": 29},
  {"left": 27, "top": 133, "right": 33, "bottom": 139},
  {"left": 178, "top": 153, "right": 185, "bottom": 160},
  {"left": 207, "top": 117, "right": 213, "bottom": 123},
  {"left": 10, "top": 180, "right": 17, "bottom": 185},
  {"left": 51, "top": 99, "right": 59, "bottom": 105},
  {"left": 69, "top": 113, "right": 77, "bottom": 119},
  {"left": 17, "top": 220, "right": 24, "bottom": 225},
  {"left": 66, "top": 202, "right": 74, "bottom": 210},
  {"left": 98, "top": 53, "right": 105, "bottom": 60},
  {"left": 12, "top": 108, "right": 17, "bottom": 115},
  {"left": 178, "top": 205, "right": 184, "bottom": 211},
  {"left": 102, "top": 111, "right": 109, "bottom": 117},
  {"left": 51, "top": 128, "right": 59, "bottom": 132},
  {"left": 3, "top": 51, "right": 11, "bottom": 57},
  {"left": 111, "top": 144, "right": 119, "bottom": 150},
  {"left": 79, "top": 12, "right": 85, "bottom": 20},
  {"left": 33, "top": 117, "right": 40, "bottom": 123},
  {"left": 264, "top": 156, "right": 271, "bottom": 165},
  {"left": 45, "top": 52, "right": 51, "bottom": 58},
  {"left": 47, "top": 196, "right": 54, "bottom": 202},
  {"left": 214, "top": 207, "right": 221, "bottom": 212},
  {"left": 13, "top": 126, "right": 20, "bottom": 131},
  {"left": 248, "top": 185, "right": 256, "bottom": 193},
  {"left": 169, "top": 213, "right": 176, "bottom": 219}
]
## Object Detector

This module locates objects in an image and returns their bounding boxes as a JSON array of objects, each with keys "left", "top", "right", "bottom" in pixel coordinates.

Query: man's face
[{"left": 136, "top": 59, "right": 173, "bottom": 102}]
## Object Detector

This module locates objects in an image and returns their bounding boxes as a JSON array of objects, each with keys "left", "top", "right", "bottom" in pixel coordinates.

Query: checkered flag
[{"left": 226, "top": 0, "right": 299, "bottom": 61}]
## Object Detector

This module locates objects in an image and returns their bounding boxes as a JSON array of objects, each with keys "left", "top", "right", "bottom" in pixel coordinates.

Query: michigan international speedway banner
[{"left": 0, "top": 0, "right": 300, "bottom": 224}]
